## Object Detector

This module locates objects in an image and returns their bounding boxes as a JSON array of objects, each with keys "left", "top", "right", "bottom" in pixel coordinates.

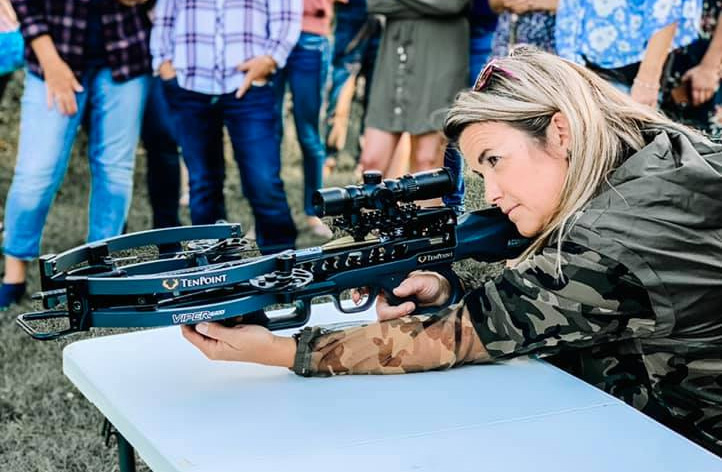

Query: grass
[{"left": 0, "top": 71, "right": 496, "bottom": 471}]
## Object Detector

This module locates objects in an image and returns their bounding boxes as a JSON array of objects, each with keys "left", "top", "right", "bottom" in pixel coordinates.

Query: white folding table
[{"left": 63, "top": 302, "right": 722, "bottom": 471}]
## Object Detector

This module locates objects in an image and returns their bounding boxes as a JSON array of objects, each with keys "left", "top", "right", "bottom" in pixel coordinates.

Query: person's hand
[
  {"left": 181, "top": 322, "right": 295, "bottom": 366},
  {"left": 116, "top": 0, "right": 149, "bottom": 7},
  {"left": 375, "top": 271, "right": 451, "bottom": 321},
  {"left": 504, "top": 0, "right": 532, "bottom": 13},
  {"left": 235, "top": 55, "right": 277, "bottom": 99},
  {"left": 158, "top": 60, "right": 177, "bottom": 80},
  {"left": 630, "top": 78, "right": 660, "bottom": 107},
  {"left": 43, "top": 57, "right": 84, "bottom": 116},
  {"left": 682, "top": 63, "right": 720, "bottom": 106}
]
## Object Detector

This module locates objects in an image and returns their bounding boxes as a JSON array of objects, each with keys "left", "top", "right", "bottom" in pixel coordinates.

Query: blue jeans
[
  {"left": 163, "top": 79, "right": 297, "bottom": 253},
  {"left": 325, "top": 1, "right": 379, "bottom": 156},
  {"left": 3, "top": 69, "right": 148, "bottom": 260},
  {"left": 142, "top": 76, "right": 181, "bottom": 229},
  {"left": 275, "top": 32, "right": 330, "bottom": 217}
]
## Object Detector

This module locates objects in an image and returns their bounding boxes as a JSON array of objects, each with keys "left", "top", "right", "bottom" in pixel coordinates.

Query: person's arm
[
  {"left": 682, "top": 14, "right": 722, "bottom": 106},
  {"left": 264, "top": 0, "right": 302, "bottom": 71},
  {"left": 12, "top": 1, "right": 84, "bottom": 115},
  {"left": 0, "top": 0, "right": 18, "bottom": 31},
  {"left": 632, "top": 22, "right": 678, "bottom": 107},
  {"left": 149, "top": 0, "right": 176, "bottom": 78},
  {"left": 183, "top": 241, "right": 658, "bottom": 376},
  {"left": 503, "top": 0, "right": 557, "bottom": 14}
]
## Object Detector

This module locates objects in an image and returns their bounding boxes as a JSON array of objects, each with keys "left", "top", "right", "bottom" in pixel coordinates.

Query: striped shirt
[{"left": 150, "top": 0, "right": 302, "bottom": 95}]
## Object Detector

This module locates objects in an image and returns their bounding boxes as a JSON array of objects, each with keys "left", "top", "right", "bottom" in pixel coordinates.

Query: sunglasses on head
[{"left": 473, "top": 60, "right": 517, "bottom": 92}]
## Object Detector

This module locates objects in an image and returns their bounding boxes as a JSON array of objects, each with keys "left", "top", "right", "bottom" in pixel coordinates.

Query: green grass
[{"left": 0, "top": 72, "right": 496, "bottom": 471}]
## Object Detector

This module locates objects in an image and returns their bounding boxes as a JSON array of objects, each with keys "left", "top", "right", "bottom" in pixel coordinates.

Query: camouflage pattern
[{"left": 293, "top": 241, "right": 722, "bottom": 456}]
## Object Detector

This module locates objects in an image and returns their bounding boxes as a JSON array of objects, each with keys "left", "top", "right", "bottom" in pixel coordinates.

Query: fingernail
[{"left": 195, "top": 322, "right": 209, "bottom": 335}]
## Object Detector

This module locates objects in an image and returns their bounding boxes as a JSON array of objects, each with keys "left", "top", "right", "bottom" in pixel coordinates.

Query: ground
[{"left": 0, "top": 71, "right": 495, "bottom": 471}]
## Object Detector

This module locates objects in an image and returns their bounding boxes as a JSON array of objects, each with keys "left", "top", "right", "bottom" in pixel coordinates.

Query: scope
[{"left": 312, "top": 168, "right": 454, "bottom": 218}]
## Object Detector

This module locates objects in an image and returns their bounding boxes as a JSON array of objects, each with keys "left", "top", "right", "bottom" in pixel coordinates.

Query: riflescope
[{"left": 312, "top": 168, "right": 454, "bottom": 218}]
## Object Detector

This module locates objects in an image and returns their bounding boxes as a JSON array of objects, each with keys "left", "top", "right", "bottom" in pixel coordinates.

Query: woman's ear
[{"left": 549, "top": 112, "right": 571, "bottom": 155}]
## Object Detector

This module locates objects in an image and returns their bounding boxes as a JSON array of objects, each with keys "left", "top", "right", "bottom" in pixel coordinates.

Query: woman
[
  {"left": 181, "top": 48, "right": 722, "bottom": 456},
  {"left": 357, "top": 0, "right": 469, "bottom": 178},
  {"left": 555, "top": 0, "right": 701, "bottom": 107},
  {"left": 274, "top": 0, "right": 335, "bottom": 240},
  {"left": 1, "top": 0, "right": 151, "bottom": 310}
]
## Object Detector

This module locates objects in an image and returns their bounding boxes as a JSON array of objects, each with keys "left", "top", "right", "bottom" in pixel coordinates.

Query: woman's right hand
[
  {"left": 376, "top": 271, "right": 452, "bottom": 321},
  {"left": 43, "top": 57, "right": 84, "bottom": 116}
]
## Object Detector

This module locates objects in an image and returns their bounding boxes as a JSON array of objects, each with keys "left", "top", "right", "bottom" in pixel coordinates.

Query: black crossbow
[{"left": 17, "top": 168, "right": 530, "bottom": 340}]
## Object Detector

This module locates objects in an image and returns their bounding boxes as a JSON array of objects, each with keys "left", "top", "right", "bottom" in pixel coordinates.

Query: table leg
[
  {"left": 116, "top": 433, "right": 137, "bottom": 472},
  {"left": 102, "top": 418, "right": 137, "bottom": 472}
]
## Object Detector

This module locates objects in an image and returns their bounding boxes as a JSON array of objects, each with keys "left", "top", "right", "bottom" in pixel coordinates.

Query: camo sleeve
[
  {"left": 292, "top": 242, "right": 656, "bottom": 376},
  {"left": 292, "top": 304, "right": 491, "bottom": 377},
  {"left": 468, "top": 242, "right": 657, "bottom": 359}
]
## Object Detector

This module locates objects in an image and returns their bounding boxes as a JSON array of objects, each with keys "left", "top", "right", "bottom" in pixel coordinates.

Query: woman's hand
[
  {"left": 43, "top": 57, "right": 84, "bottom": 116},
  {"left": 181, "top": 322, "right": 296, "bottom": 367},
  {"left": 158, "top": 60, "right": 177, "bottom": 80},
  {"left": 376, "top": 271, "right": 451, "bottom": 321},
  {"left": 682, "top": 64, "right": 720, "bottom": 106}
]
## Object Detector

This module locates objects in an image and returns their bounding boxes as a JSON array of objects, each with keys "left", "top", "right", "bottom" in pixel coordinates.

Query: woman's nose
[{"left": 483, "top": 177, "right": 503, "bottom": 205}]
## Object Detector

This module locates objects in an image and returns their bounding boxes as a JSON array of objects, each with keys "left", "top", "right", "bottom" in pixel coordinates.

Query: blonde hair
[{"left": 445, "top": 46, "right": 695, "bottom": 268}]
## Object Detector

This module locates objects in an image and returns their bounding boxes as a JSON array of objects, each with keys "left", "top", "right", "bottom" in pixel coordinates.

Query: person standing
[
  {"left": 1, "top": 0, "right": 151, "bottom": 310},
  {"left": 359, "top": 0, "right": 470, "bottom": 182},
  {"left": 151, "top": 0, "right": 301, "bottom": 254},
  {"left": 275, "top": 0, "right": 335, "bottom": 240}
]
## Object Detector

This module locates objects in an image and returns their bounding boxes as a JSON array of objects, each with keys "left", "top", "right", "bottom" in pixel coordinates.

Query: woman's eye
[{"left": 487, "top": 155, "right": 501, "bottom": 167}]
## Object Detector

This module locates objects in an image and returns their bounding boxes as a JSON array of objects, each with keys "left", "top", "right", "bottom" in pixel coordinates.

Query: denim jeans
[
  {"left": 275, "top": 32, "right": 330, "bottom": 217},
  {"left": 3, "top": 69, "right": 149, "bottom": 260},
  {"left": 142, "top": 76, "right": 181, "bottom": 229},
  {"left": 325, "top": 1, "right": 379, "bottom": 156},
  {"left": 163, "top": 79, "right": 297, "bottom": 253}
]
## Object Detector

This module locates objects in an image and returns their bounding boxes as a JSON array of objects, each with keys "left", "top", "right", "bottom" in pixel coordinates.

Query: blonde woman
[{"left": 181, "top": 48, "right": 722, "bottom": 456}]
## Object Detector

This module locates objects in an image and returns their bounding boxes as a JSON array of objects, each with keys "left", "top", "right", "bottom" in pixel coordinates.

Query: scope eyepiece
[{"left": 312, "top": 167, "right": 454, "bottom": 218}]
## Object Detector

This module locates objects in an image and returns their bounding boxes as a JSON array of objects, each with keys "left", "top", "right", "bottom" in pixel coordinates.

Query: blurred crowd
[{"left": 0, "top": 0, "right": 720, "bottom": 310}]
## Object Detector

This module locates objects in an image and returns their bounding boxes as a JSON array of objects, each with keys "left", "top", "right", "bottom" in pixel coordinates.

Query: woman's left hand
[
  {"left": 181, "top": 322, "right": 296, "bottom": 367},
  {"left": 682, "top": 64, "right": 720, "bottom": 106}
]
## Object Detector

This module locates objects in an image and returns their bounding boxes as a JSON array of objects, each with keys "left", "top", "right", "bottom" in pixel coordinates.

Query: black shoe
[{"left": 0, "top": 281, "right": 26, "bottom": 311}]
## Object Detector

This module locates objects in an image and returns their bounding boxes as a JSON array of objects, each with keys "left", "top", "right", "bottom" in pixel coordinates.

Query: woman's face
[{"left": 459, "top": 118, "right": 569, "bottom": 237}]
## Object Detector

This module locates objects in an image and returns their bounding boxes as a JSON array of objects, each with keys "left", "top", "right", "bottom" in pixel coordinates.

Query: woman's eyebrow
[{"left": 477, "top": 148, "right": 491, "bottom": 165}]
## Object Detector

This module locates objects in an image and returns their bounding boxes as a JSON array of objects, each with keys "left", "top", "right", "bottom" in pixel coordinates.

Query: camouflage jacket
[{"left": 292, "top": 126, "right": 722, "bottom": 456}]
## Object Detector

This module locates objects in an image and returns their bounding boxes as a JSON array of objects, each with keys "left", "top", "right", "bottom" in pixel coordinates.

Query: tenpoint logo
[
  {"left": 162, "top": 278, "right": 179, "bottom": 290},
  {"left": 161, "top": 274, "right": 228, "bottom": 291},
  {"left": 417, "top": 251, "right": 453, "bottom": 265}
]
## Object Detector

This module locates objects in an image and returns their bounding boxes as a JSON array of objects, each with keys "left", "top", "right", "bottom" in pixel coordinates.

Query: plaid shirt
[
  {"left": 151, "top": 0, "right": 302, "bottom": 95},
  {"left": 12, "top": 0, "right": 151, "bottom": 81}
]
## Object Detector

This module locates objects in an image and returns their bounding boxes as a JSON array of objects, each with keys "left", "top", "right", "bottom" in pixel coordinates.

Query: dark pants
[
  {"left": 163, "top": 79, "right": 297, "bottom": 253},
  {"left": 0, "top": 73, "right": 10, "bottom": 101},
  {"left": 142, "top": 76, "right": 181, "bottom": 229},
  {"left": 275, "top": 32, "right": 329, "bottom": 217}
]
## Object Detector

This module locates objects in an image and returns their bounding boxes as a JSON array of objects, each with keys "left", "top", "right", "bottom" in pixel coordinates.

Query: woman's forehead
[{"left": 461, "top": 122, "right": 521, "bottom": 148}]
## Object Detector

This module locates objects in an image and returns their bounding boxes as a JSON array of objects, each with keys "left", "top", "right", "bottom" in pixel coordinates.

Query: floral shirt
[{"left": 555, "top": 0, "right": 703, "bottom": 68}]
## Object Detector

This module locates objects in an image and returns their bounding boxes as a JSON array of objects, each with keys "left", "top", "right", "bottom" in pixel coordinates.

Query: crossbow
[{"left": 17, "top": 168, "right": 530, "bottom": 340}]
